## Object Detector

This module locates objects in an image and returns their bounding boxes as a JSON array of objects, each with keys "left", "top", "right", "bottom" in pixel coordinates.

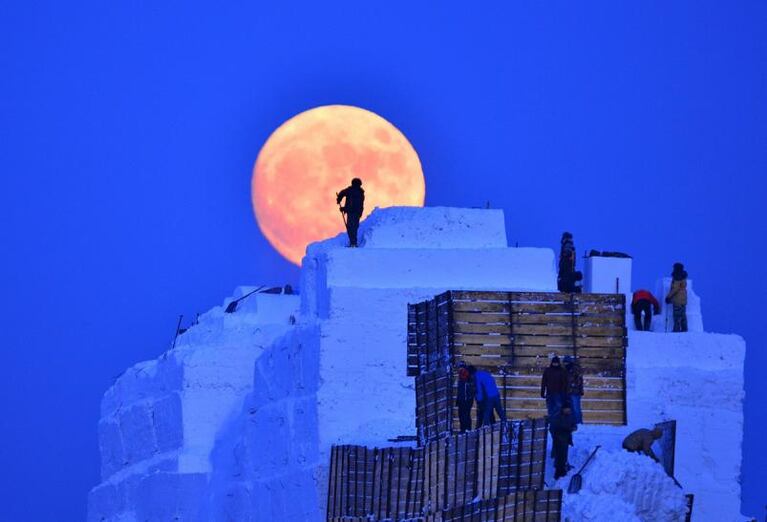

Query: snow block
[
  {"left": 626, "top": 331, "right": 745, "bottom": 520},
  {"left": 134, "top": 472, "right": 208, "bottom": 522},
  {"left": 119, "top": 403, "right": 158, "bottom": 464},
  {"left": 584, "top": 254, "right": 632, "bottom": 296},
  {"left": 356, "top": 206, "right": 508, "bottom": 249},
  {"left": 98, "top": 418, "right": 126, "bottom": 479},
  {"left": 152, "top": 393, "right": 183, "bottom": 453},
  {"left": 87, "top": 482, "right": 128, "bottom": 522}
]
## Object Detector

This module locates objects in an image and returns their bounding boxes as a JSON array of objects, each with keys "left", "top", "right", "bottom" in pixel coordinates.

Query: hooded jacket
[
  {"left": 474, "top": 370, "right": 500, "bottom": 402},
  {"left": 666, "top": 272, "right": 688, "bottom": 306},
  {"left": 541, "top": 363, "right": 569, "bottom": 398},
  {"left": 456, "top": 370, "right": 475, "bottom": 405}
]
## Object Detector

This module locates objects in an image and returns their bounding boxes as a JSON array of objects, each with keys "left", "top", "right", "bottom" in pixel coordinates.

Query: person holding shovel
[
  {"left": 336, "top": 178, "right": 365, "bottom": 247},
  {"left": 549, "top": 401, "right": 577, "bottom": 480}
]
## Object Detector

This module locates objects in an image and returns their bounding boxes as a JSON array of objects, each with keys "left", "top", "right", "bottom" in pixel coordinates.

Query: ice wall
[
  {"left": 89, "top": 206, "right": 747, "bottom": 522},
  {"left": 88, "top": 291, "right": 299, "bottom": 522},
  {"left": 626, "top": 331, "right": 745, "bottom": 519}
]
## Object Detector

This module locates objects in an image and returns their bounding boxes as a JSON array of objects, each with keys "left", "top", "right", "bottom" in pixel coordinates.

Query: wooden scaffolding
[
  {"left": 325, "top": 289, "right": 630, "bottom": 521},
  {"left": 408, "top": 291, "right": 628, "bottom": 439},
  {"left": 327, "top": 420, "right": 557, "bottom": 522}
]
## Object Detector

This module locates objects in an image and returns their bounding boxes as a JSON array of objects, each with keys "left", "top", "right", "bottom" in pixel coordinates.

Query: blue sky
[{"left": 1, "top": 2, "right": 765, "bottom": 519}]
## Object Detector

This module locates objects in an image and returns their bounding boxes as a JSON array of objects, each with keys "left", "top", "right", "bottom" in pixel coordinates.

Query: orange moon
[{"left": 252, "top": 105, "right": 426, "bottom": 265}]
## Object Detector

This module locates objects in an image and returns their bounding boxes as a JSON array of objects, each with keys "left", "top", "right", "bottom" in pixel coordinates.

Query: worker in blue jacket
[{"left": 468, "top": 365, "right": 507, "bottom": 427}]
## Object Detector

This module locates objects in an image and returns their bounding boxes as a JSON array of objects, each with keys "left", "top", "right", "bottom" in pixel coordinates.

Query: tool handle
[{"left": 576, "top": 445, "right": 601, "bottom": 475}]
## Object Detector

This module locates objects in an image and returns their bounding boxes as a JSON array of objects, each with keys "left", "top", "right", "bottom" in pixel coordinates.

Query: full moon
[{"left": 252, "top": 105, "right": 426, "bottom": 265}]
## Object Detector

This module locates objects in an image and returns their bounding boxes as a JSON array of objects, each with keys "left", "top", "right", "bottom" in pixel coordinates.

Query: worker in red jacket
[{"left": 631, "top": 289, "right": 661, "bottom": 331}]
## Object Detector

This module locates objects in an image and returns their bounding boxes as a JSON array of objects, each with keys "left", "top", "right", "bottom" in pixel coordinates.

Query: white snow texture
[{"left": 87, "top": 206, "right": 748, "bottom": 522}]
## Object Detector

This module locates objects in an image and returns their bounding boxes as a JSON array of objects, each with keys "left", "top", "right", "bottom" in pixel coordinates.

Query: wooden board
[
  {"left": 327, "top": 445, "right": 424, "bottom": 520},
  {"left": 421, "top": 420, "right": 549, "bottom": 515}
]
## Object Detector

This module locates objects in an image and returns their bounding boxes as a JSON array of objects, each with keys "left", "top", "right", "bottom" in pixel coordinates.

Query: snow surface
[
  {"left": 552, "top": 446, "right": 688, "bottom": 522},
  {"left": 88, "top": 207, "right": 748, "bottom": 522},
  {"left": 307, "top": 206, "right": 509, "bottom": 252}
]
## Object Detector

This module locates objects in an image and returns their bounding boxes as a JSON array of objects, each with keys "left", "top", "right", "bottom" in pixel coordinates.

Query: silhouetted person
[
  {"left": 541, "top": 356, "right": 568, "bottom": 417},
  {"left": 468, "top": 366, "right": 506, "bottom": 427},
  {"left": 557, "top": 232, "right": 582, "bottom": 293},
  {"left": 455, "top": 366, "right": 475, "bottom": 432},
  {"left": 563, "top": 355, "right": 584, "bottom": 424},
  {"left": 665, "top": 263, "right": 688, "bottom": 332},
  {"left": 631, "top": 289, "right": 661, "bottom": 331},
  {"left": 336, "top": 178, "right": 365, "bottom": 247},
  {"left": 622, "top": 427, "right": 663, "bottom": 462},
  {"left": 549, "top": 402, "right": 577, "bottom": 479}
]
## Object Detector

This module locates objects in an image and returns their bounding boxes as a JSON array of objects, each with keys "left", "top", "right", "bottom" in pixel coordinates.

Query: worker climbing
[
  {"left": 631, "top": 289, "right": 661, "bottom": 331},
  {"left": 336, "top": 178, "right": 365, "bottom": 247}
]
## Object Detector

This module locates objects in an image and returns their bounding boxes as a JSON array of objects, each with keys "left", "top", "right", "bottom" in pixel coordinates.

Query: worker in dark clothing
[
  {"left": 563, "top": 356, "right": 584, "bottom": 424},
  {"left": 336, "top": 178, "right": 365, "bottom": 247},
  {"left": 455, "top": 366, "right": 475, "bottom": 432},
  {"left": 549, "top": 402, "right": 577, "bottom": 479},
  {"left": 631, "top": 289, "right": 661, "bottom": 331},
  {"left": 557, "top": 232, "right": 583, "bottom": 293},
  {"left": 541, "top": 356, "right": 569, "bottom": 418},
  {"left": 622, "top": 427, "right": 663, "bottom": 462},
  {"left": 468, "top": 366, "right": 506, "bottom": 427}
]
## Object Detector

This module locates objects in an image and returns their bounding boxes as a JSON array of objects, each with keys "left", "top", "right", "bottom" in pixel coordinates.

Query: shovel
[
  {"left": 224, "top": 286, "right": 265, "bottom": 314},
  {"left": 567, "top": 445, "right": 600, "bottom": 494}
]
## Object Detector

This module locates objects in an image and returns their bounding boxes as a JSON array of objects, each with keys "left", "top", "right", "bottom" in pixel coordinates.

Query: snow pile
[{"left": 555, "top": 448, "right": 688, "bottom": 522}]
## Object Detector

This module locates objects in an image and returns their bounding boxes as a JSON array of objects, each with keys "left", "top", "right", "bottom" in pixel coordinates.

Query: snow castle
[{"left": 87, "top": 207, "right": 747, "bottom": 521}]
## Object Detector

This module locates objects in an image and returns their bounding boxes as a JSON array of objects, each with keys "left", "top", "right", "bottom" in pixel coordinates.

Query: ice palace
[{"left": 88, "top": 207, "right": 747, "bottom": 521}]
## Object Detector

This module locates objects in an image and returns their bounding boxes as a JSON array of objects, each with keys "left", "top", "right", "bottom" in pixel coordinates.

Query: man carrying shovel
[
  {"left": 336, "top": 178, "right": 365, "bottom": 247},
  {"left": 549, "top": 401, "right": 577, "bottom": 480}
]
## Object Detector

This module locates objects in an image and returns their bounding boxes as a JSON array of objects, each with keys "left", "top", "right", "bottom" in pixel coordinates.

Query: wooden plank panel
[
  {"left": 453, "top": 322, "right": 626, "bottom": 337},
  {"left": 510, "top": 334, "right": 625, "bottom": 348}
]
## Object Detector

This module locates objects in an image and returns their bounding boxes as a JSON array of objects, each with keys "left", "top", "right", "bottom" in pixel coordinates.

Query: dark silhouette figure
[
  {"left": 549, "top": 402, "right": 577, "bottom": 479},
  {"left": 631, "top": 289, "right": 661, "bottom": 331},
  {"left": 336, "top": 178, "right": 365, "bottom": 247},
  {"left": 563, "top": 355, "right": 584, "bottom": 424},
  {"left": 557, "top": 232, "right": 583, "bottom": 293},
  {"left": 541, "top": 356, "right": 569, "bottom": 418},
  {"left": 665, "top": 263, "right": 688, "bottom": 332},
  {"left": 468, "top": 366, "right": 506, "bottom": 427},
  {"left": 455, "top": 366, "right": 475, "bottom": 432}
]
